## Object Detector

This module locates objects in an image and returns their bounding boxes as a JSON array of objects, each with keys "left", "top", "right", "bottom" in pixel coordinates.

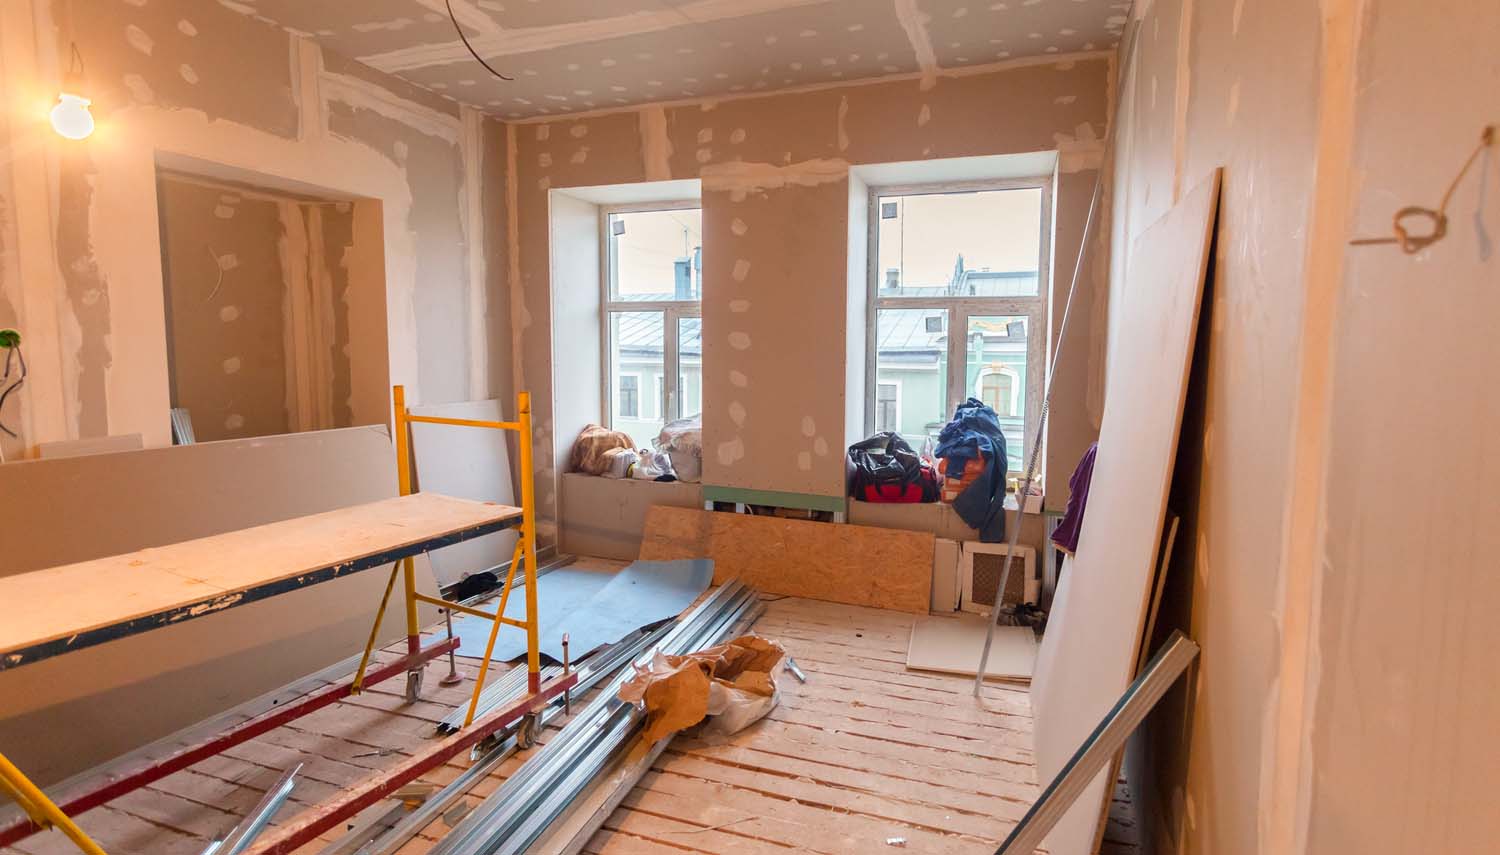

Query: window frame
[
  {"left": 599, "top": 200, "right": 702, "bottom": 432},
  {"left": 864, "top": 177, "right": 1052, "bottom": 475}
]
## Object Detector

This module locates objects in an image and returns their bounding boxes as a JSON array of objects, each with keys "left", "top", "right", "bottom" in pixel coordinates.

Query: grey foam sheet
[{"left": 450, "top": 559, "right": 713, "bottom": 663}]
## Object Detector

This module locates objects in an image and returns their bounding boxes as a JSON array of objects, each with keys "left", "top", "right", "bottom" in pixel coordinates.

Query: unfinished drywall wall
[
  {"left": 1303, "top": 2, "right": 1500, "bottom": 852},
  {"left": 157, "top": 174, "right": 359, "bottom": 441},
  {"left": 516, "top": 58, "right": 1112, "bottom": 543},
  {"left": 1101, "top": 1, "right": 1335, "bottom": 854},
  {"left": 0, "top": 0, "right": 509, "bottom": 456}
]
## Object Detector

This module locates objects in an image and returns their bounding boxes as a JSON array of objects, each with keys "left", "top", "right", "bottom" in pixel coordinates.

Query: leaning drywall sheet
[
  {"left": 1030, "top": 171, "right": 1220, "bottom": 855},
  {"left": 411, "top": 399, "right": 520, "bottom": 586},
  {"left": 0, "top": 426, "right": 442, "bottom": 785},
  {"left": 907, "top": 615, "right": 1038, "bottom": 682},
  {"left": 639, "top": 506, "right": 933, "bottom": 613}
]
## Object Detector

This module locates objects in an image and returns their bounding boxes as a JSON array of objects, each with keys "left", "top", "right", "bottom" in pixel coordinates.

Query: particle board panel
[
  {"left": 1030, "top": 170, "right": 1220, "bottom": 855},
  {"left": 639, "top": 506, "right": 934, "bottom": 613},
  {"left": 907, "top": 615, "right": 1039, "bottom": 683},
  {"left": 0, "top": 493, "right": 520, "bottom": 667}
]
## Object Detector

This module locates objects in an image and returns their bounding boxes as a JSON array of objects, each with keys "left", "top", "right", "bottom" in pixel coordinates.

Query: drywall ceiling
[{"left": 226, "top": 0, "right": 1126, "bottom": 118}]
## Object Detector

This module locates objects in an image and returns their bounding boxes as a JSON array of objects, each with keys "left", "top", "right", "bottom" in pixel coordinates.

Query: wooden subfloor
[{"left": 5, "top": 561, "right": 1140, "bottom": 855}]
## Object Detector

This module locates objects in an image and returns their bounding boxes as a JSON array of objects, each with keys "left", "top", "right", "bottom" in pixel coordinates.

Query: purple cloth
[{"left": 1051, "top": 443, "right": 1098, "bottom": 555}]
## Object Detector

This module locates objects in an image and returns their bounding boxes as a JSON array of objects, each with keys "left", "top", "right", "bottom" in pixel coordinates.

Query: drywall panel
[
  {"left": 410, "top": 398, "right": 520, "bottom": 585},
  {"left": 547, "top": 189, "right": 604, "bottom": 543},
  {"left": 640, "top": 505, "right": 934, "bottom": 612},
  {"left": 510, "top": 57, "right": 1112, "bottom": 547},
  {"left": 1305, "top": 2, "right": 1500, "bottom": 852},
  {"left": 1034, "top": 171, "right": 1218, "bottom": 855},
  {"left": 1102, "top": 2, "right": 1329, "bottom": 854},
  {"left": 700, "top": 173, "right": 850, "bottom": 496},
  {"left": 558, "top": 473, "right": 704, "bottom": 561},
  {"left": 0, "top": 425, "right": 440, "bottom": 784}
]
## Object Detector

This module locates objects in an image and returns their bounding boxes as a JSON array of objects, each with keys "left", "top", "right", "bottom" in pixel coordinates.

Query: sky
[{"left": 612, "top": 186, "right": 1043, "bottom": 297}]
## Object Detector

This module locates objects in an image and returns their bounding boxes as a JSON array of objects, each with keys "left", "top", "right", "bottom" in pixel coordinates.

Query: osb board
[
  {"left": 639, "top": 506, "right": 933, "bottom": 614},
  {"left": 907, "top": 615, "right": 1038, "bottom": 683},
  {"left": 0, "top": 493, "right": 519, "bottom": 658},
  {"left": 1031, "top": 171, "right": 1220, "bottom": 855}
]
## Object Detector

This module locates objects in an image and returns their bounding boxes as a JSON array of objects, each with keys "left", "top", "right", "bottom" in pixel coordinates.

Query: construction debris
[{"left": 618, "top": 634, "right": 785, "bottom": 744}]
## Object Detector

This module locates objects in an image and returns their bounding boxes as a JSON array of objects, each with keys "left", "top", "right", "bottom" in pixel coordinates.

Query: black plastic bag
[{"left": 845, "top": 432, "right": 939, "bottom": 503}]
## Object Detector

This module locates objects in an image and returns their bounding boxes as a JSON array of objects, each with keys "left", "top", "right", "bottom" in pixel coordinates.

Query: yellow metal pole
[
  {"left": 461, "top": 536, "right": 524, "bottom": 727},
  {"left": 352, "top": 561, "right": 401, "bottom": 692},
  {"left": 0, "top": 752, "right": 108, "bottom": 855},
  {"left": 519, "top": 391, "right": 542, "bottom": 696},
  {"left": 392, "top": 386, "right": 421, "bottom": 664}
]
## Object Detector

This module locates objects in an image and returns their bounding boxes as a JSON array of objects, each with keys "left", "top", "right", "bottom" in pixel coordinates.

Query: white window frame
[
  {"left": 975, "top": 364, "right": 1022, "bottom": 418},
  {"left": 600, "top": 200, "right": 702, "bottom": 430},
  {"left": 875, "top": 379, "right": 903, "bottom": 433},
  {"left": 864, "top": 178, "right": 1052, "bottom": 476}
]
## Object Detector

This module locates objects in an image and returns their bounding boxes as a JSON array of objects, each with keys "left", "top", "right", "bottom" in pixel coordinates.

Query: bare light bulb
[{"left": 49, "top": 92, "right": 94, "bottom": 140}]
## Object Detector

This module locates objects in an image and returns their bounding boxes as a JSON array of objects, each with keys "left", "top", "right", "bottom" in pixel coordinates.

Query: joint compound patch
[
  {"left": 696, "top": 147, "right": 713, "bottom": 164},
  {"left": 178, "top": 19, "right": 198, "bottom": 36},
  {"left": 731, "top": 260, "right": 751, "bottom": 282},
  {"left": 730, "top": 218, "right": 748, "bottom": 236},
  {"left": 702, "top": 159, "right": 850, "bottom": 194},
  {"left": 697, "top": 128, "right": 713, "bottom": 144},
  {"left": 538, "top": 152, "right": 552, "bottom": 167},
  {"left": 730, "top": 128, "right": 747, "bottom": 144},
  {"left": 571, "top": 147, "right": 589, "bottom": 164},
  {"left": 716, "top": 437, "right": 745, "bottom": 466},
  {"left": 179, "top": 64, "right": 199, "bottom": 84},
  {"left": 918, "top": 104, "right": 932, "bottom": 127},
  {"left": 814, "top": 437, "right": 829, "bottom": 456},
  {"left": 729, "top": 370, "right": 749, "bottom": 388},
  {"left": 219, "top": 305, "right": 241, "bottom": 322},
  {"left": 570, "top": 124, "right": 588, "bottom": 138},
  {"left": 801, "top": 416, "right": 817, "bottom": 437},
  {"left": 728, "top": 332, "right": 751, "bottom": 350},
  {"left": 729, "top": 299, "right": 750, "bottom": 313},
  {"left": 217, "top": 253, "right": 239, "bottom": 270},
  {"left": 796, "top": 451, "right": 813, "bottom": 471},
  {"left": 213, "top": 205, "right": 235, "bottom": 219},
  {"left": 536, "top": 125, "right": 550, "bottom": 141},
  {"left": 225, "top": 414, "right": 245, "bottom": 430},
  {"left": 123, "top": 74, "right": 155, "bottom": 104},
  {"left": 125, "top": 24, "right": 154, "bottom": 56},
  {"left": 729, "top": 401, "right": 747, "bottom": 426},
  {"left": 221, "top": 357, "right": 242, "bottom": 375}
]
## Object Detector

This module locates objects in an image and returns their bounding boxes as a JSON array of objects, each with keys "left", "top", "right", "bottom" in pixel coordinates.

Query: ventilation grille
[{"left": 970, "top": 551, "right": 1028, "bottom": 607}]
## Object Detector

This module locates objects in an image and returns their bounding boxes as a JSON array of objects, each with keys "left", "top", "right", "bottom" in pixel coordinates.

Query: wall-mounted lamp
[{"left": 49, "top": 43, "right": 93, "bottom": 141}]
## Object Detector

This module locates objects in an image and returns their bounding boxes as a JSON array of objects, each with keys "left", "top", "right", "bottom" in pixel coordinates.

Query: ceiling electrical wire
[{"left": 445, "top": 0, "right": 513, "bottom": 82}]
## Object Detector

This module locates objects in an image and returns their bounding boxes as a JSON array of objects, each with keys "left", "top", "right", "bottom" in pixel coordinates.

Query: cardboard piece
[
  {"left": 410, "top": 399, "right": 520, "bottom": 586},
  {"left": 618, "top": 634, "right": 786, "bottom": 744},
  {"left": 1030, "top": 171, "right": 1220, "bottom": 855},
  {"left": 906, "top": 615, "right": 1038, "bottom": 682},
  {"left": 639, "top": 506, "right": 934, "bottom": 613}
]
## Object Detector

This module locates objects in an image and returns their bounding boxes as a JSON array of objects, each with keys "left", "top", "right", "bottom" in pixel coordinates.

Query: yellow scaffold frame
[
  {"left": 353, "top": 385, "right": 543, "bottom": 727},
  {"left": 0, "top": 754, "right": 107, "bottom": 855}
]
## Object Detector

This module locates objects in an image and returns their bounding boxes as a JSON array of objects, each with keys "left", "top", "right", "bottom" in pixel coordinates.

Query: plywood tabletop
[{"left": 0, "top": 493, "right": 521, "bottom": 668}]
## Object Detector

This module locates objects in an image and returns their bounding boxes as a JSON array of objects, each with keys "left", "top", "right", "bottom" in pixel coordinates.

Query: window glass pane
[
  {"left": 608, "top": 209, "right": 702, "bottom": 302},
  {"left": 875, "top": 308, "right": 947, "bottom": 448},
  {"left": 966, "top": 315, "right": 1028, "bottom": 468},
  {"left": 877, "top": 188, "right": 1042, "bottom": 298},
  {"left": 678, "top": 316, "right": 702, "bottom": 418},
  {"left": 610, "top": 311, "right": 664, "bottom": 445}
]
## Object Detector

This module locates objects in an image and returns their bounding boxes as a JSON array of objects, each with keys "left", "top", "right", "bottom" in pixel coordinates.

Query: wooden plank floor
[{"left": 5, "top": 561, "right": 1141, "bottom": 855}]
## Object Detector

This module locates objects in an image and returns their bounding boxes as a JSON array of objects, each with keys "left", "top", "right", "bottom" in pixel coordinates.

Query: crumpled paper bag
[{"left": 617, "top": 634, "right": 785, "bottom": 744}]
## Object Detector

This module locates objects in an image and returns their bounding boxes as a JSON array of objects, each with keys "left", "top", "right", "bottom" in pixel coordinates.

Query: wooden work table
[{"left": 0, "top": 493, "right": 521, "bottom": 671}]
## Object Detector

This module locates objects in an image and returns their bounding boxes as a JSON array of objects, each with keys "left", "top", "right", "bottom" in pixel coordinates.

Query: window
[
  {"left": 867, "top": 183, "right": 1049, "bottom": 472},
  {"left": 618, "top": 374, "right": 640, "bottom": 418},
  {"left": 603, "top": 205, "right": 701, "bottom": 446}
]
